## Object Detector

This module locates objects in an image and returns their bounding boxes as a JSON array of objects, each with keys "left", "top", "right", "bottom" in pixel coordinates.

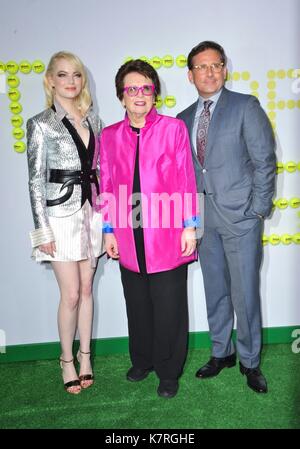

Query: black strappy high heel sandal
[
  {"left": 59, "top": 357, "right": 81, "bottom": 394},
  {"left": 77, "top": 350, "right": 94, "bottom": 389}
]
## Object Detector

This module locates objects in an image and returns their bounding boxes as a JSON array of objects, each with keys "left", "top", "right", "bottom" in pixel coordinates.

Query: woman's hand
[
  {"left": 38, "top": 241, "right": 56, "bottom": 257},
  {"left": 181, "top": 227, "right": 197, "bottom": 257},
  {"left": 104, "top": 233, "right": 119, "bottom": 259}
]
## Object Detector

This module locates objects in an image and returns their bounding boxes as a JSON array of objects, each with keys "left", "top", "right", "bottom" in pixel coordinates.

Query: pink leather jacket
[{"left": 99, "top": 107, "right": 199, "bottom": 273}]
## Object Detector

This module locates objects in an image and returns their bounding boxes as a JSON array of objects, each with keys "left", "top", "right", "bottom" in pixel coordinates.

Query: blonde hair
[{"left": 44, "top": 51, "right": 92, "bottom": 115}]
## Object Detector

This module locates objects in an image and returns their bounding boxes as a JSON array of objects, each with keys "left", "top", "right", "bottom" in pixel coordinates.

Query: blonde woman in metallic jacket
[{"left": 27, "top": 51, "right": 102, "bottom": 394}]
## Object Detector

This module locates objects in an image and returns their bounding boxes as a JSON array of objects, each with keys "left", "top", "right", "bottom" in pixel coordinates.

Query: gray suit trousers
[{"left": 199, "top": 195, "right": 263, "bottom": 368}]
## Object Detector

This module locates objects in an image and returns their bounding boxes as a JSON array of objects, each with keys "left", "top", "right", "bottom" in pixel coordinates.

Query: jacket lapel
[
  {"left": 205, "top": 88, "right": 228, "bottom": 160},
  {"left": 185, "top": 101, "right": 201, "bottom": 168}
]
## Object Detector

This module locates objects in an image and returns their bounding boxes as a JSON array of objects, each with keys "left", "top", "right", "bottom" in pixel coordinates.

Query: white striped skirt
[{"left": 32, "top": 201, "right": 103, "bottom": 267}]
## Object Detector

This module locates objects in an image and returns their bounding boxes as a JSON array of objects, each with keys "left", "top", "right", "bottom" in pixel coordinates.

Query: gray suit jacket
[{"left": 177, "top": 88, "right": 276, "bottom": 234}]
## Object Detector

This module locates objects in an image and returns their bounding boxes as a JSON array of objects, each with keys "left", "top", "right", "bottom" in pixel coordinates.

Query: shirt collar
[
  {"left": 198, "top": 87, "right": 223, "bottom": 108},
  {"left": 53, "top": 99, "right": 91, "bottom": 128}
]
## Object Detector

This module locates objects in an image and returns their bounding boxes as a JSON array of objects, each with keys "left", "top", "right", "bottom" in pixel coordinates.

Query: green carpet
[{"left": 0, "top": 344, "right": 299, "bottom": 429}]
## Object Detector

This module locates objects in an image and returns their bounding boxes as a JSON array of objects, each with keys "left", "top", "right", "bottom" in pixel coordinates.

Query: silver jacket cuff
[{"left": 30, "top": 226, "right": 55, "bottom": 248}]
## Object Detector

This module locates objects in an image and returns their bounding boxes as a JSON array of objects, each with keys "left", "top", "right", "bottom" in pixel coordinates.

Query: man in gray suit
[{"left": 177, "top": 41, "right": 276, "bottom": 393}]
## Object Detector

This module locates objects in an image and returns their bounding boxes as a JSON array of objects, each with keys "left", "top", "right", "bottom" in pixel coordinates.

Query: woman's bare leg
[
  {"left": 52, "top": 261, "right": 81, "bottom": 392},
  {"left": 77, "top": 258, "right": 97, "bottom": 385}
]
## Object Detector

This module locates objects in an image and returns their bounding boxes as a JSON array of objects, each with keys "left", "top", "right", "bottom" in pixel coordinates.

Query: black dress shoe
[
  {"left": 195, "top": 353, "right": 236, "bottom": 378},
  {"left": 126, "top": 366, "right": 153, "bottom": 382},
  {"left": 239, "top": 362, "right": 268, "bottom": 393},
  {"left": 157, "top": 379, "right": 179, "bottom": 398}
]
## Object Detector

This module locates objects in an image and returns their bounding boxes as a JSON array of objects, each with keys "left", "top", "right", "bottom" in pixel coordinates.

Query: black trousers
[{"left": 120, "top": 263, "right": 188, "bottom": 380}]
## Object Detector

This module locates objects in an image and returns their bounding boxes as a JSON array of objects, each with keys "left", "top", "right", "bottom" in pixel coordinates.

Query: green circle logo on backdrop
[
  {"left": 14, "top": 141, "right": 26, "bottom": 153},
  {"left": 162, "top": 55, "right": 174, "bottom": 68},
  {"left": 164, "top": 96, "right": 176, "bottom": 108},
  {"left": 176, "top": 55, "right": 187, "bottom": 68},
  {"left": 11, "top": 115, "right": 24, "bottom": 128},
  {"left": 276, "top": 198, "right": 288, "bottom": 209},
  {"left": 7, "top": 75, "right": 20, "bottom": 88},
  {"left": 12, "top": 127, "right": 25, "bottom": 140},
  {"left": 32, "top": 60, "right": 45, "bottom": 73},
  {"left": 289, "top": 198, "right": 300, "bottom": 208},
  {"left": 6, "top": 61, "right": 19, "bottom": 74},
  {"left": 269, "top": 234, "right": 280, "bottom": 245},
  {"left": 276, "top": 162, "right": 284, "bottom": 174},
  {"left": 150, "top": 56, "right": 162, "bottom": 70},
  {"left": 281, "top": 234, "right": 292, "bottom": 245},
  {"left": 292, "top": 234, "right": 300, "bottom": 244},
  {"left": 8, "top": 88, "right": 21, "bottom": 101},
  {"left": 285, "top": 161, "right": 297, "bottom": 173},
  {"left": 155, "top": 96, "right": 163, "bottom": 109},
  {"left": 9, "top": 101, "right": 23, "bottom": 114},
  {"left": 19, "top": 60, "right": 32, "bottom": 74}
]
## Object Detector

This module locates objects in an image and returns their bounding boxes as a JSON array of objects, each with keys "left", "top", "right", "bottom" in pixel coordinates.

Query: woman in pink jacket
[{"left": 99, "top": 59, "right": 199, "bottom": 398}]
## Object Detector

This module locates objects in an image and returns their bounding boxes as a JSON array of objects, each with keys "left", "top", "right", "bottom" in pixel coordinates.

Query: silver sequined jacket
[{"left": 27, "top": 104, "right": 102, "bottom": 248}]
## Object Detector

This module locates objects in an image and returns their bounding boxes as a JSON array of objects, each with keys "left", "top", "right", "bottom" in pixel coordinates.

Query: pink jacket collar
[{"left": 124, "top": 106, "right": 158, "bottom": 130}]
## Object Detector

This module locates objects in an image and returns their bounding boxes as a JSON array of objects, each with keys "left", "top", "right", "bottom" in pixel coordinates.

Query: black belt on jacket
[{"left": 47, "top": 169, "right": 99, "bottom": 207}]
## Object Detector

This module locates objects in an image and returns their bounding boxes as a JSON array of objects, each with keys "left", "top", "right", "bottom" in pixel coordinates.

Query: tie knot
[{"left": 203, "top": 100, "right": 213, "bottom": 111}]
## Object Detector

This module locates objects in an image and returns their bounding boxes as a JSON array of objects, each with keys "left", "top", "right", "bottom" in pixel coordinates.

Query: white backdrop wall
[{"left": 0, "top": 0, "right": 299, "bottom": 347}]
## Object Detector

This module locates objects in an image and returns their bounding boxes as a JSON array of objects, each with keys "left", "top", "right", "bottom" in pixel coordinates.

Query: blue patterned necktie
[{"left": 196, "top": 100, "right": 213, "bottom": 166}]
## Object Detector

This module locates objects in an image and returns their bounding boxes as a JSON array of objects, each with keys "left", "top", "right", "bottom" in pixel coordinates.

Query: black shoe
[
  {"left": 195, "top": 353, "right": 236, "bottom": 378},
  {"left": 239, "top": 362, "right": 268, "bottom": 393},
  {"left": 157, "top": 379, "right": 179, "bottom": 398},
  {"left": 126, "top": 366, "right": 153, "bottom": 382}
]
